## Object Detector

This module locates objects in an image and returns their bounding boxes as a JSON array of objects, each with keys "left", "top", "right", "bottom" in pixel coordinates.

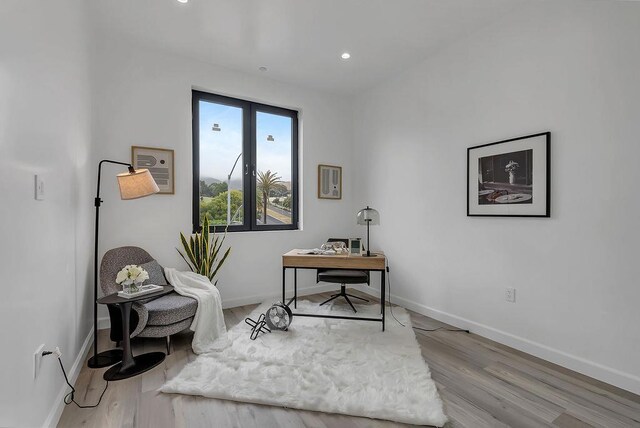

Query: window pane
[
  {"left": 198, "top": 100, "right": 244, "bottom": 226},
  {"left": 255, "top": 111, "right": 293, "bottom": 225}
]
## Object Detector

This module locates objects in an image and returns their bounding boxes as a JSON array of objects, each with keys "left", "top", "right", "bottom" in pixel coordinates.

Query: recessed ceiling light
[
  {"left": 341, "top": 52, "right": 351, "bottom": 60},
  {"left": 177, "top": 0, "right": 188, "bottom": 3},
  {"left": 259, "top": 66, "right": 268, "bottom": 72}
]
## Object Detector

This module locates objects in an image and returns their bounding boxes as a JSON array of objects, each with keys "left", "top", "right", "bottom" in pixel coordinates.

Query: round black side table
[{"left": 97, "top": 285, "right": 173, "bottom": 381}]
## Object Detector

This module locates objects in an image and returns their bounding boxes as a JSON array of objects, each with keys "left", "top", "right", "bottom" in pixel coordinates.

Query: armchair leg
[{"left": 166, "top": 336, "right": 171, "bottom": 355}]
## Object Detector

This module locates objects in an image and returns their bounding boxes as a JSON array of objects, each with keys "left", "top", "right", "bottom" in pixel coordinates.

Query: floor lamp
[
  {"left": 87, "top": 160, "right": 159, "bottom": 369},
  {"left": 357, "top": 206, "right": 380, "bottom": 257}
]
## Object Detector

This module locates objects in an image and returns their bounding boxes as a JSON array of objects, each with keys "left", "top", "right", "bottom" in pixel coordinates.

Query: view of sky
[
  {"left": 199, "top": 101, "right": 292, "bottom": 189},
  {"left": 256, "top": 111, "right": 292, "bottom": 183}
]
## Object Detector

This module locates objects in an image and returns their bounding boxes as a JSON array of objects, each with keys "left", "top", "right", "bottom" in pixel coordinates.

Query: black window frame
[{"left": 192, "top": 90, "right": 299, "bottom": 233}]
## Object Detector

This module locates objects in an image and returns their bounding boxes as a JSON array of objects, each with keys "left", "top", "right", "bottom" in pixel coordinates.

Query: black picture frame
[{"left": 467, "top": 132, "right": 550, "bottom": 217}]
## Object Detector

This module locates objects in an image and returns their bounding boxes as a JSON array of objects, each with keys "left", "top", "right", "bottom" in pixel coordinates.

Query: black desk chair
[{"left": 317, "top": 269, "right": 370, "bottom": 313}]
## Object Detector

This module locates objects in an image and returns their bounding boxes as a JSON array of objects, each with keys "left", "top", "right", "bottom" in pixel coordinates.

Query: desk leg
[
  {"left": 282, "top": 267, "right": 286, "bottom": 304},
  {"left": 381, "top": 269, "right": 386, "bottom": 332},
  {"left": 294, "top": 268, "right": 297, "bottom": 309}
]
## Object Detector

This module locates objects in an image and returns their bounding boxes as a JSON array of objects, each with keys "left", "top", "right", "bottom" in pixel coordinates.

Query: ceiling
[{"left": 90, "top": 0, "right": 524, "bottom": 94}]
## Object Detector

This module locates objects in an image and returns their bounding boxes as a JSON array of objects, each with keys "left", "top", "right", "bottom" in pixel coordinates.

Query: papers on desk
[{"left": 297, "top": 248, "right": 337, "bottom": 255}]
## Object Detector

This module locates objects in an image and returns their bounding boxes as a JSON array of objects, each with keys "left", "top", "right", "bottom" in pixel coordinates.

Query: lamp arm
[{"left": 96, "top": 160, "right": 134, "bottom": 206}]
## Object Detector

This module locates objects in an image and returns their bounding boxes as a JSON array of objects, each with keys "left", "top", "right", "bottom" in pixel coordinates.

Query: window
[{"left": 192, "top": 90, "right": 299, "bottom": 232}]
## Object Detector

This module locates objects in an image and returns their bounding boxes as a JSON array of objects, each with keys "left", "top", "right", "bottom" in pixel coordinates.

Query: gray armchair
[{"left": 100, "top": 246, "right": 197, "bottom": 354}]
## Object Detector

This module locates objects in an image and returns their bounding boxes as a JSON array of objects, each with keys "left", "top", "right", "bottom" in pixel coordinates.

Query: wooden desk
[{"left": 282, "top": 249, "right": 387, "bottom": 331}]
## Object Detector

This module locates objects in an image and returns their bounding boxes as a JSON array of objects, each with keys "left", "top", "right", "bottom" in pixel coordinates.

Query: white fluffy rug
[{"left": 161, "top": 300, "right": 447, "bottom": 426}]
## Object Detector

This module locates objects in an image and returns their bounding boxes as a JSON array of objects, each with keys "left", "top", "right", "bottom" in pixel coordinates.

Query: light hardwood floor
[{"left": 58, "top": 291, "right": 640, "bottom": 428}]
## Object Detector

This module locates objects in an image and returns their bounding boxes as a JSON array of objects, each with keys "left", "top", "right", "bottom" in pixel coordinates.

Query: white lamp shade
[
  {"left": 117, "top": 169, "right": 159, "bottom": 200},
  {"left": 357, "top": 206, "right": 380, "bottom": 225}
]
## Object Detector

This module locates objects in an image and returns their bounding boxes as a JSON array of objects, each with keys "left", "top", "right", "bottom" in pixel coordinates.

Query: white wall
[
  {"left": 0, "top": 1, "right": 95, "bottom": 426},
  {"left": 4, "top": 3, "right": 636, "bottom": 425},
  {"left": 353, "top": 1, "right": 640, "bottom": 394},
  {"left": 92, "top": 35, "right": 356, "bottom": 314}
]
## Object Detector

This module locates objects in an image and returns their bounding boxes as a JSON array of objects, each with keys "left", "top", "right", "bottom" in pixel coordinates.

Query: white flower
[
  {"left": 115, "top": 269, "right": 128, "bottom": 284},
  {"left": 134, "top": 270, "right": 149, "bottom": 284},
  {"left": 129, "top": 265, "right": 142, "bottom": 279},
  {"left": 115, "top": 265, "right": 149, "bottom": 286}
]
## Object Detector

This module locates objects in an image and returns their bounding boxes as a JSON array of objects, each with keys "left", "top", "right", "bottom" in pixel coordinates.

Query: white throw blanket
[{"left": 164, "top": 268, "right": 228, "bottom": 354}]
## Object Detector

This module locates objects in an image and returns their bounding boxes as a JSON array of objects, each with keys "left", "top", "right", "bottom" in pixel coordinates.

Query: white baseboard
[
  {"left": 221, "top": 284, "right": 338, "bottom": 309},
  {"left": 353, "top": 285, "right": 640, "bottom": 396},
  {"left": 42, "top": 328, "right": 94, "bottom": 428},
  {"left": 98, "top": 317, "right": 111, "bottom": 330}
]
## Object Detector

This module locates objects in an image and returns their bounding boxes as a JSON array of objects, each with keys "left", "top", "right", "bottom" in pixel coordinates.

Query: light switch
[{"left": 35, "top": 175, "right": 45, "bottom": 200}]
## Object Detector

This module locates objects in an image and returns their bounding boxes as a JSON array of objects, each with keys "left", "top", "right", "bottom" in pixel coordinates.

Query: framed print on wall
[
  {"left": 467, "top": 132, "right": 550, "bottom": 217},
  {"left": 318, "top": 164, "right": 342, "bottom": 199},
  {"left": 131, "top": 146, "right": 175, "bottom": 194}
]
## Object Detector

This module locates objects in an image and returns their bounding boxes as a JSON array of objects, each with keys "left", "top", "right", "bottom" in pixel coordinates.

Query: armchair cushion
[
  {"left": 145, "top": 293, "right": 197, "bottom": 325},
  {"left": 130, "top": 292, "right": 197, "bottom": 338},
  {"left": 100, "top": 246, "right": 154, "bottom": 296},
  {"left": 139, "top": 260, "right": 168, "bottom": 286}
]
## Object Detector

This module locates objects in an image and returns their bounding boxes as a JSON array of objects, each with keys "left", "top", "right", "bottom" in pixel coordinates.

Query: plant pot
[{"left": 509, "top": 171, "right": 516, "bottom": 184}]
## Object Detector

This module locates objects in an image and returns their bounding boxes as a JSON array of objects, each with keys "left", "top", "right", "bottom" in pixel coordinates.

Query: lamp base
[
  {"left": 87, "top": 349, "right": 123, "bottom": 368},
  {"left": 362, "top": 253, "right": 378, "bottom": 257}
]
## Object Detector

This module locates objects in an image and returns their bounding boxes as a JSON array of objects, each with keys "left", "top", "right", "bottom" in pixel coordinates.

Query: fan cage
[{"left": 265, "top": 303, "right": 292, "bottom": 330}]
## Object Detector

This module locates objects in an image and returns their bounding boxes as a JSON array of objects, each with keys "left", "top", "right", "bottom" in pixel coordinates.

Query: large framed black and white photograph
[{"left": 467, "top": 132, "right": 550, "bottom": 217}]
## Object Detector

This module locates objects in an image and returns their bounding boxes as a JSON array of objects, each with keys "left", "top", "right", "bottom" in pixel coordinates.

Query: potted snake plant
[{"left": 177, "top": 216, "right": 231, "bottom": 285}]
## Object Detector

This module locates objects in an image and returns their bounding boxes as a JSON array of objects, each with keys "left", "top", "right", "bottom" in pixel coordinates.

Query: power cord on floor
[
  {"left": 43, "top": 348, "right": 109, "bottom": 409},
  {"left": 384, "top": 258, "right": 469, "bottom": 334}
]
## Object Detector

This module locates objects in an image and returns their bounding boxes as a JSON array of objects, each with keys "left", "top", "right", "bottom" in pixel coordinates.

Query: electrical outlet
[
  {"left": 35, "top": 175, "right": 45, "bottom": 200},
  {"left": 505, "top": 287, "right": 516, "bottom": 303},
  {"left": 33, "top": 344, "right": 45, "bottom": 379}
]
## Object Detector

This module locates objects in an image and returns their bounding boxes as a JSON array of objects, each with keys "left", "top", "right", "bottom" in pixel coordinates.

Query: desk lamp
[
  {"left": 357, "top": 206, "right": 380, "bottom": 257},
  {"left": 87, "top": 160, "right": 159, "bottom": 368}
]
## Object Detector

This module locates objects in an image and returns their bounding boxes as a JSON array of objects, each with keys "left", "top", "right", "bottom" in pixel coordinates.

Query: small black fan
[{"left": 265, "top": 302, "right": 293, "bottom": 331}]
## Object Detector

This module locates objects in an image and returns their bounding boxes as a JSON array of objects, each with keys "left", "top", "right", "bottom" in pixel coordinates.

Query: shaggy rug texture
[{"left": 161, "top": 300, "right": 447, "bottom": 426}]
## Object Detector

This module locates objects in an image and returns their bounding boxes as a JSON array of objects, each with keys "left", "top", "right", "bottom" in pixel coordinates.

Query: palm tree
[{"left": 257, "top": 170, "right": 286, "bottom": 224}]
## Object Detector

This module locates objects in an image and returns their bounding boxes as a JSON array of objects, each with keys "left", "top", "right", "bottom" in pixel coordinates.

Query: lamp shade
[
  {"left": 357, "top": 206, "right": 380, "bottom": 225},
  {"left": 116, "top": 168, "right": 159, "bottom": 200}
]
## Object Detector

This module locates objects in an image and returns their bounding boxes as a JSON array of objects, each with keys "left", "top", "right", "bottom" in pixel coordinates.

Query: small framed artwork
[
  {"left": 467, "top": 132, "right": 550, "bottom": 217},
  {"left": 318, "top": 164, "right": 342, "bottom": 199},
  {"left": 349, "top": 238, "right": 363, "bottom": 255},
  {"left": 131, "top": 146, "right": 175, "bottom": 194}
]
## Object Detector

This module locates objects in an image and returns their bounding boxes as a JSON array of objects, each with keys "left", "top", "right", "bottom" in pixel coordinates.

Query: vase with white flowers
[
  {"left": 115, "top": 264, "right": 149, "bottom": 294},
  {"left": 505, "top": 160, "right": 520, "bottom": 184}
]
